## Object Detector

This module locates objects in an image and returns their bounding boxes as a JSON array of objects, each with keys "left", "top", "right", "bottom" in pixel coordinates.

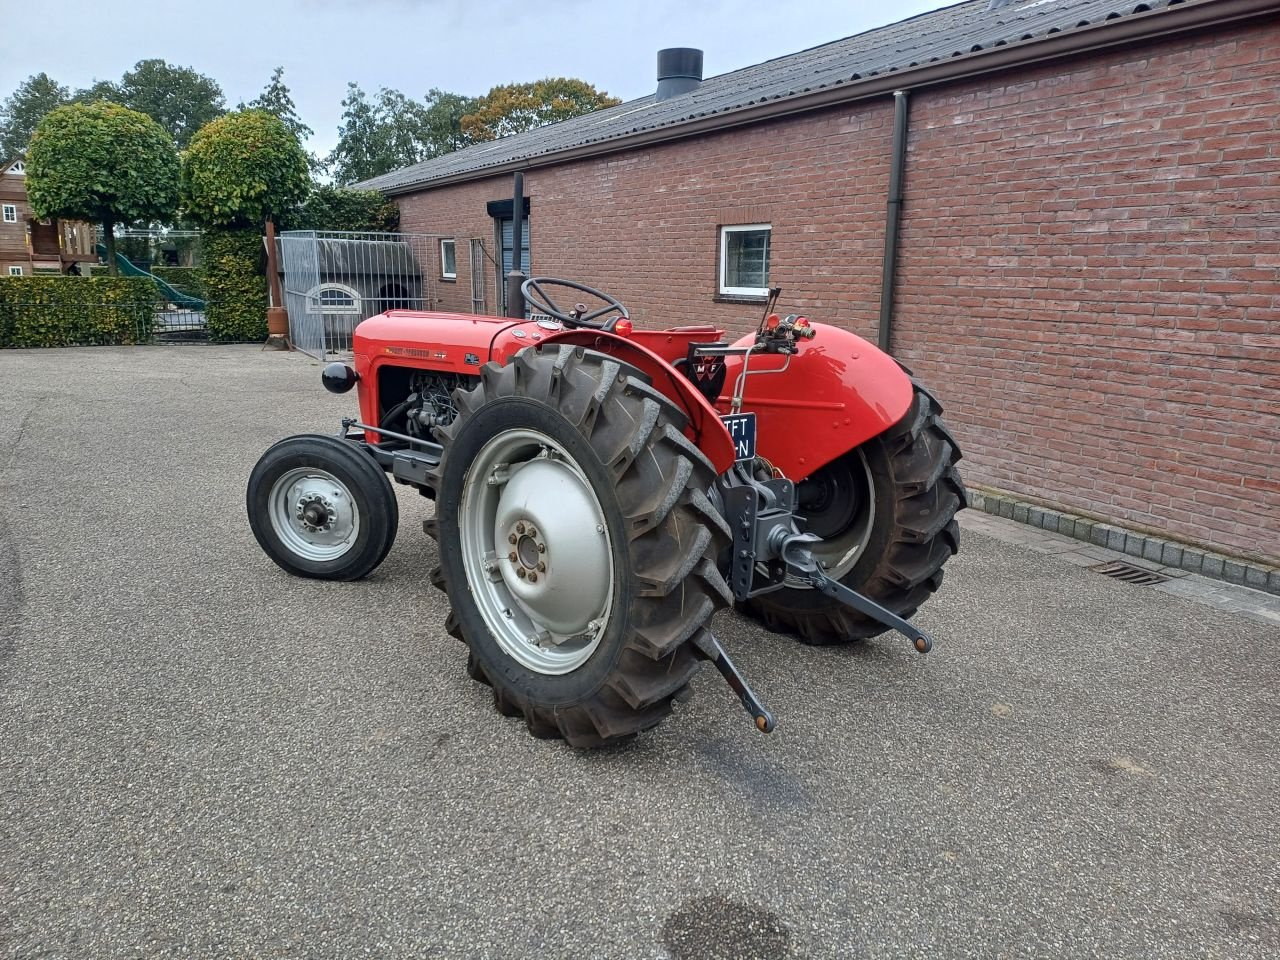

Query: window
[
  {"left": 6, "top": 161, "right": 23, "bottom": 176},
  {"left": 2, "top": 204, "right": 16, "bottom": 224},
  {"left": 440, "top": 239, "right": 457, "bottom": 279},
  {"left": 719, "top": 224, "right": 771, "bottom": 298},
  {"left": 8, "top": 266, "right": 23, "bottom": 276},
  {"left": 306, "top": 283, "right": 361, "bottom": 314}
]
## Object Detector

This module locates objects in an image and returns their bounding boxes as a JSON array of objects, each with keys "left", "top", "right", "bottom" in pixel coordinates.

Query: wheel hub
[
  {"left": 267, "top": 468, "right": 360, "bottom": 561},
  {"left": 460, "top": 430, "right": 614, "bottom": 675}
]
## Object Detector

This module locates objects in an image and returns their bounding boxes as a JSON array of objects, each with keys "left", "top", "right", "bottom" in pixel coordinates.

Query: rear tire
[
  {"left": 427, "top": 345, "right": 731, "bottom": 748},
  {"left": 744, "top": 387, "right": 965, "bottom": 644},
  {"left": 246, "top": 434, "right": 399, "bottom": 581}
]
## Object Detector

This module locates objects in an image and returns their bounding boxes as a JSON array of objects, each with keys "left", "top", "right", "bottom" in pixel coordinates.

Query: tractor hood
[{"left": 353, "top": 309, "right": 529, "bottom": 377}]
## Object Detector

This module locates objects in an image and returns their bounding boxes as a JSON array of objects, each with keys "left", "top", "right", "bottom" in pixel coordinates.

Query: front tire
[
  {"left": 246, "top": 434, "right": 399, "bottom": 581},
  {"left": 428, "top": 345, "right": 731, "bottom": 748},
  {"left": 744, "top": 386, "right": 966, "bottom": 644}
]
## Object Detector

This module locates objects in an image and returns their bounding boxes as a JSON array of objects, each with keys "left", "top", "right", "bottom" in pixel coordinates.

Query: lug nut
[
  {"left": 508, "top": 533, "right": 518, "bottom": 544},
  {"left": 528, "top": 572, "right": 538, "bottom": 583},
  {"left": 537, "top": 542, "right": 545, "bottom": 554},
  {"left": 516, "top": 522, "right": 526, "bottom": 535},
  {"left": 508, "top": 552, "right": 518, "bottom": 563},
  {"left": 536, "top": 561, "right": 546, "bottom": 573},
  {"left": 527, "top": 527, "right": 537, "bottom": 539},
  {"left": 516, "top": 568, "right": 527, "bottom": 579}
]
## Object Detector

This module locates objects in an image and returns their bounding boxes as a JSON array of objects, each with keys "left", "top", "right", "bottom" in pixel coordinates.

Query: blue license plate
[{"left": 721, "top": 413, "right": 757, "bottom": 462}]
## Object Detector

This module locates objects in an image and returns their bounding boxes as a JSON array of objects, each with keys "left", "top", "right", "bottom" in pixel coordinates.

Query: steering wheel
[{"left": 520, "top": 277, "right": 629, "bottom": 331}]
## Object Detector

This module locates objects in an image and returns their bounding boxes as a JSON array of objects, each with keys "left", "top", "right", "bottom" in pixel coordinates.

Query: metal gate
[{"left": 279, "top": 230, "right": 465, "bottom": 359}]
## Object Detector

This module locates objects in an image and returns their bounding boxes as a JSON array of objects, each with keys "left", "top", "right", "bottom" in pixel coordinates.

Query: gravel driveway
[{"left": 1, "top": 345, "right": 1276, "bottom": 959}]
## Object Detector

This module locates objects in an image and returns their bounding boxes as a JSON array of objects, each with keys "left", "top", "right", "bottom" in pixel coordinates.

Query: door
[{"left": 496, "top": 217, "right": 530, "bottom": 314}]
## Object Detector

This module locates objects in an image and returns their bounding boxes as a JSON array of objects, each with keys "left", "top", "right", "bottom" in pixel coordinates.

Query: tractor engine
[{"left": 378, "top": 368, "right": 477, "bottom": 441}]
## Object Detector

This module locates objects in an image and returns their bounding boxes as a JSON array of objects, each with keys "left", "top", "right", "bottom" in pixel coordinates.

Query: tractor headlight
[{"left": 322, "top": 362, "right": 359, "bottom": 394}]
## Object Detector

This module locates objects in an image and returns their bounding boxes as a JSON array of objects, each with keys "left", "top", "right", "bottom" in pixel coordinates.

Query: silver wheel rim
[
  {"left": 459, "top": 428, "right": 614, "bottom": 675},
  {"left": 268, "top": 467, "right": 361, "bottom": 562},
  {"left": 790, "top": 448, "right": 876, "bottom": 585}
]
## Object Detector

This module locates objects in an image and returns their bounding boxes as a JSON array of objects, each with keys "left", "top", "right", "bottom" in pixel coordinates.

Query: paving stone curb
[{"left": 969, "top": 490, "right": 1280, "bottom": 597}]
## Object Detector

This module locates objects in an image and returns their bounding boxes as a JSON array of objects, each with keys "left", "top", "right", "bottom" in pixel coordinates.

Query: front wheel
[
  {"left": 246, "top": 434, "right": 399, "bottom": 580},
  {"left": 744, "top": 386, "right": 966, "bottom": 644}
]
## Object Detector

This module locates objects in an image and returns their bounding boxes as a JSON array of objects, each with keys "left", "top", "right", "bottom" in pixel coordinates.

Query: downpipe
[{"left": 877, "top": 90, "right": 910, "bottom": 354}]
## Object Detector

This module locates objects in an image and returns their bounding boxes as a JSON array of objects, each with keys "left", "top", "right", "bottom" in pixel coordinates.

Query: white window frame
[
  {"left": 718, "top": 224, "right": 771, "bottom": 298},
  {"left": 6, "top": 161, "right": 23, "bottom": 176},
  {"left": 306, "top": 282, "right": 361, "bottom": 315},
  {"left": 440, "top": 239, "right": 457, "bottom": 279},
  {"left": 8, "top": 265, "right": 23, "bottom": 276},
  {"left": 2, "top": 204, "right": 16, "bottom": 224}
]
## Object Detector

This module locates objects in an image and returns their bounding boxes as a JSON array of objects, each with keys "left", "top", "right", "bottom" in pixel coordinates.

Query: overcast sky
[{"left": 1, "top": 0, "right": 956, "bottom": 158}]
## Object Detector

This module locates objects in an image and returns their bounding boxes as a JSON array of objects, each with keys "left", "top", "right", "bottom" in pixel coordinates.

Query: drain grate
[{"left": 1091, "top": 561, "right": 1170, "bottom": 585}]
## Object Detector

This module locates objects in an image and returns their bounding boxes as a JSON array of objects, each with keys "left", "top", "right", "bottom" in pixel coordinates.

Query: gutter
[{"left": 377, "top": 0, "right": 1280, "bottom": 196}]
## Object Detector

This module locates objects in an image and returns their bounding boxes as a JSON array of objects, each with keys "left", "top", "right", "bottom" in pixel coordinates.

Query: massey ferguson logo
[{"left": 692, "top": 355, "right": 723, "bottom": 383}]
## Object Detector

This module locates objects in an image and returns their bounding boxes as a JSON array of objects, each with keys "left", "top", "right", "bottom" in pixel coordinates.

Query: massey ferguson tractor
[{"left": 247, "top": 276, "right": 966, "bottom": 747}]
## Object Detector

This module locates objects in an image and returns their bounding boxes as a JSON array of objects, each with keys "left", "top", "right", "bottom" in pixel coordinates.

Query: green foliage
[
  {"left": 326, "top": 84, "right": 433, "bottom": 186},
  {"left": 112, "top": 59, "right": 226, "bottom": 148},
  {"left": 422, "top": 88, "right": 481, "bottom": 154},
  {"left": 150, "top": 266, "right": 205, "bottom": 299},
  {"left": 461, "top": 78, "right": 621, "bottom": 142},
  {"left": 182, "top": 110, "right": 310, "bottom": 229},
  {"left": 0, "top": 73, "right": 70, "bottom": 160},
  {"left": 288, "top": 185, "right": 398, "bottom": 232},
  {"left": 201, "top": 229, "right": 267, "bottom": 342},
  {"left": 0, "top": 276, "right": 156, "bottom": 348},
  {"left": 26, "top": 102, "right": 180, "bottom": 247},
  {"left": 241, "top": 67, "right": 313, "bottom": 143}
]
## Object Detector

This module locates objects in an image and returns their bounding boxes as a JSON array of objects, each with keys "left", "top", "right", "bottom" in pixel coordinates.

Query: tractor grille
[{"left": 1091, "top": 561, "right": 1170, "bottom": 586}]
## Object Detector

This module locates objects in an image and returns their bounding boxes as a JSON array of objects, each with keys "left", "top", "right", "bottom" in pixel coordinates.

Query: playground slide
[{"left": 93, "top": 244, "right": 207, "bottom": 310}]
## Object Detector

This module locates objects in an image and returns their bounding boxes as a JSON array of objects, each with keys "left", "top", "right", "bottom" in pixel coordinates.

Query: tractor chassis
[{"left": 335, "top": 416, "right": 934, "bottom": 735}]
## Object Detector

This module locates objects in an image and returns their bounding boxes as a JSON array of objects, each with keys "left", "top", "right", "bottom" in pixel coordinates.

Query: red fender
[
  {"left": 717, "top": 324, "right": 914, "bottom": 481},
  {"left": 515, "top": 327, "right": 738, "bottom": 475}
]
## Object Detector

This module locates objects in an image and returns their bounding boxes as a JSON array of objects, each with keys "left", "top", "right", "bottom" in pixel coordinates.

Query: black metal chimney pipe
[
  {"left": 505, "top": 172, "right": 526, "bottom": 318},
  {"left": 656, "top": 48, "right": 704, "bottom": 101}
]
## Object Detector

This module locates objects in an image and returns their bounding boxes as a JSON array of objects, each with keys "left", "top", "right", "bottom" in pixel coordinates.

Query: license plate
[{"left": 721, "top": 413, "right": 757, "bottom": 462}]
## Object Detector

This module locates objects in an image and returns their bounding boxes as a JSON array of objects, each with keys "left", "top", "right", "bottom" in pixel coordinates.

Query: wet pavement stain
[{"left": 661, "top": 896, "right": 792, "bottom": 960}]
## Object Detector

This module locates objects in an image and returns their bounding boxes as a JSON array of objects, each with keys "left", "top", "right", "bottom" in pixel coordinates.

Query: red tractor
[{"left": 247, "top": 277, "right": 966, "bottom": 747}]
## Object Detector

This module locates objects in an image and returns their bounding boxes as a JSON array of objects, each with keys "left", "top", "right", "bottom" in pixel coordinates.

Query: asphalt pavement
[{"left": 1, "top": 345, "right": 1276, "bottom": 959}]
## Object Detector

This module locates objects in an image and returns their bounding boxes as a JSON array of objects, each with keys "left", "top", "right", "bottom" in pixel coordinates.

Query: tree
[
  {"left": 26, "top": 102, "right": 180, "bottom": 274},
  {"left": 0, "top": 73, "right": 70, "bottom": 160},
  {"left": 325, "top": 84, "right": 433, "bottom": 186},
  {"left": 421, "top": 88, "right": 480, "bottom": 154},
  {"left": 181, "top": 110, "right": 310, "bottom": 228},
  {"left": 74, "top": 79, "right": 121, "bottom": 104},
  {"left": 241, "top": 67, "right": 313, "bottom": 143},
  {"left": 461, "top": 78, "right": 621, "bottom": 142},
  {"left": 115, "top": 59, "right": 226, "bottom": 148}
]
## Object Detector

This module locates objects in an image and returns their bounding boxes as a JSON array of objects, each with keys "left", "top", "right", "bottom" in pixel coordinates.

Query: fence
[{"left": 278, "top": 230, "right": 458, "bottom": 359}]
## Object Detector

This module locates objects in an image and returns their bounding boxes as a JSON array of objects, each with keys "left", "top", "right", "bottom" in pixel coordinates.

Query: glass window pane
[
  {"left": 442, "top": 240, "right": 456, "bottom": 276},
  {"left": 724, "top": 228, "right": 770, "bottom": 291}
]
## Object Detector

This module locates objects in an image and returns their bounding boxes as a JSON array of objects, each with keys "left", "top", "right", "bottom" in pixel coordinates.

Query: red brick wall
[
  {"left": 896, "top": 24, "right": 1280, "bottom": 564},
  {"left": 397, "top": 103, "right": 896, "bottom": 341},
  {"left": 397, "top": 22, "right": 1279, "bottom": 564}
]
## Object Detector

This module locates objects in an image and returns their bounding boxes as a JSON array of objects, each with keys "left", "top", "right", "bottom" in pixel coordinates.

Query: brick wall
[
  {"left": 896, "top": 24, "right": 1279, "bottom": 564},
  {"left": 396, "top": 22, "right": 1279, "bottom": 564}
]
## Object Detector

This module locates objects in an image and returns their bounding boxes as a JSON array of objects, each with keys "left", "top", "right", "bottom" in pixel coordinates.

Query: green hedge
[
  {"left": 150, "top": 265, "right": 205, "bottom": 299},
  {"left": 0, "top": 276, "right": 157, "bottom": 348},
  {"left": 201, "top": 228, "right": 266, "bottom": 342}
]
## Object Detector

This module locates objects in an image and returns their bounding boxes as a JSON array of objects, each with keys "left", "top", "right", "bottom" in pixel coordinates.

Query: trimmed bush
[
  {"left": 288, "top": 185, "right": 399, "bottom": 233},
  {"left": 0, "top": 276, "right": 157, "bottom": 348},
  {"left": 150, "top": 266, "right": 205, "bottom": 300},
  {"left": 201, "top": 228, "right": 266, "bottom": 342}
]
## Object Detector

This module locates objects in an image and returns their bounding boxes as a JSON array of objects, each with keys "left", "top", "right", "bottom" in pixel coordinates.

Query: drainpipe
[{"left": 877, "top": 90, "right": 910, "bottom": 354}]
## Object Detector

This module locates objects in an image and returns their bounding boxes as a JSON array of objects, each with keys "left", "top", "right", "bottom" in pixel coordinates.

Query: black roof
[{"left": 357, "top": 0, "right": 1222, "bottom": 194}]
